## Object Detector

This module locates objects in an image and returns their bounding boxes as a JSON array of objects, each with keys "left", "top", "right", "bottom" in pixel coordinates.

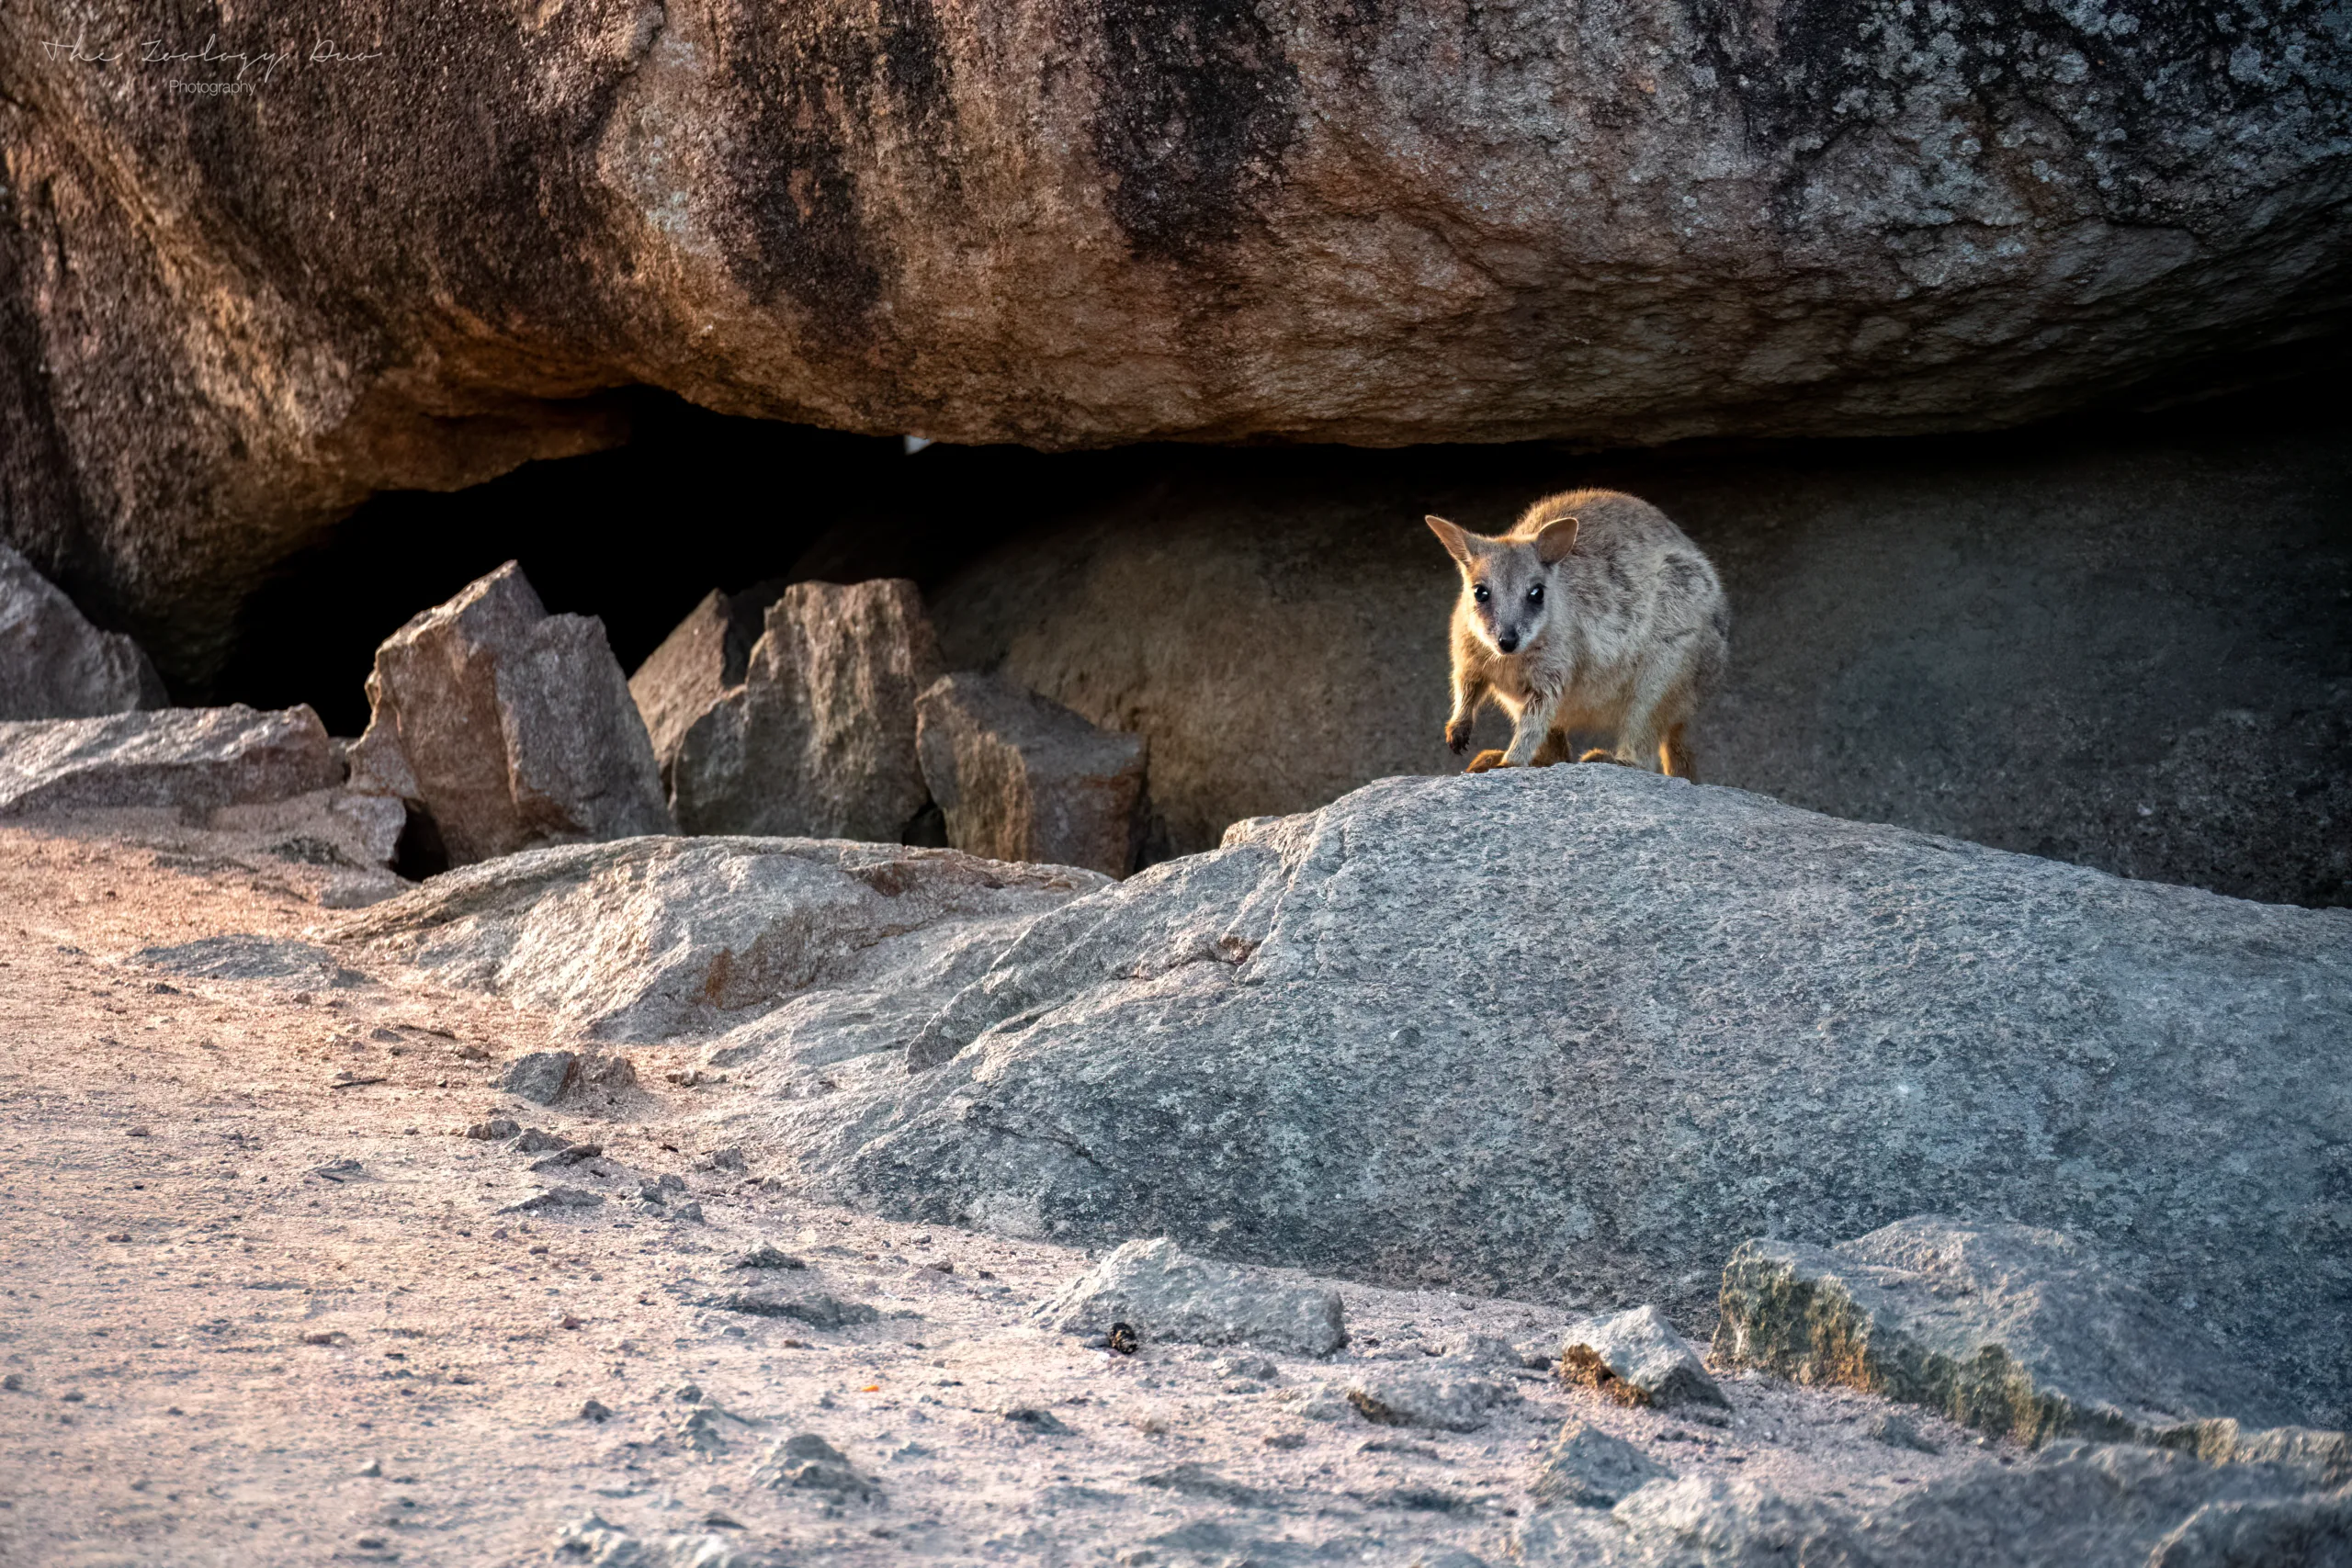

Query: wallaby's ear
[
  {"left": 1426, "top": 514, "right": 1476, "bottom": 568},
  {"left": 1534, "top": 514, "right": 1581, "bottom": 565}
]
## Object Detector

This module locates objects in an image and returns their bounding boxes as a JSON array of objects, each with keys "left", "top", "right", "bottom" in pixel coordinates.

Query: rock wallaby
[{"left": 1427, "top": 490, "right": 1728, "bottom": 778}]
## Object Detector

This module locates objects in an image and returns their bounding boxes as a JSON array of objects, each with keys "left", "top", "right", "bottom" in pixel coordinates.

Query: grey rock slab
[
  {"left": 1521, "top": 1440, "right": 2352, "bottom": 1568},
  {"left": 1345, "top": 1366, "right": 1512, "bottom": 1432},
  {"left": 0, "top": 542, "right": 165, "bottom": 720},
  {"left": 345, "top": 561, "right": 673, "bottom": 866},
  {"left": 0, "top": 706, "right": 341, "bottom": 817},
  {"left": 670, "top": 580, "right": 943, "bottom": 841},
  {"left": 1713, "top": 1217, "right": 2304, "bottom": 1447},
  {"left": 1035, "top": 1237, "right": 1347, "bottom": 1358},
  {"left": 1529, "top": 1420, "right": 1676, "bottom": 1509},
  {"left": 337, "top": 834, "right": 1105, "bottom": 1044},
  {"left": 1560, "top": 1305, "right": 1727, "bottom": 1411},
  {"left": 133, "top": 934, "right": 370, "bottom": 990},
  {"left": 766, "top": 766, "right": 2352, "bottom": 1427},
  {"left": 702, "top": 1292, "right": 878, "bottom": 1329},
  {"left": 915, "top": 670, "right": 1146, "bottom": 877}
]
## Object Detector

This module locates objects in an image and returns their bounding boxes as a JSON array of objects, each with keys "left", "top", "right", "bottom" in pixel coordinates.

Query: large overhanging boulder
[{"left": 3, "top": 0, "right": 2347, "bottom": 672}]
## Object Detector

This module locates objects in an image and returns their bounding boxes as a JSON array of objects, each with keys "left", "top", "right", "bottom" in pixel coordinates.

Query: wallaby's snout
[{"left": 1497, "top": 631, "right": 1521, "bottom": 654}]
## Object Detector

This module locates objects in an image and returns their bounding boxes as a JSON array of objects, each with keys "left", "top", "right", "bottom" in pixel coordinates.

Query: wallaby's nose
[{"left": 1497, "top": 633, "right": 1520, "bottom": 654}]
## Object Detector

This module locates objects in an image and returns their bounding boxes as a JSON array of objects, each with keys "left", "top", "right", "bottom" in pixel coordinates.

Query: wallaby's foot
[
  {"left": 1578, "top": 749, "right": 1626, "bottom": 765},
  {"left": 1464, "top": 750, "right": 1510, "bottom": 773},
  {"left": 1445, "top": 719, "right": 1474, "bottom": 755}
]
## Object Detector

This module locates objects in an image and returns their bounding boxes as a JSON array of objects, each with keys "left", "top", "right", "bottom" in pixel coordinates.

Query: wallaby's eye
[
  {"left": 1472, "top": 585, "right": 1490, "bottom": 604},
  {"left": 1528, "top": 583, "right": 1545, "bottom": 604}
]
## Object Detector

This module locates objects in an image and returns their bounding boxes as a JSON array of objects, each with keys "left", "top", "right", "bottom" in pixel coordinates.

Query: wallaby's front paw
[
  {"left": 1445, "top": 719, "right": 1473, "bottom": 754},
  {"left": 1464, "top": 750, "right": 1510, "bottom": 774}
]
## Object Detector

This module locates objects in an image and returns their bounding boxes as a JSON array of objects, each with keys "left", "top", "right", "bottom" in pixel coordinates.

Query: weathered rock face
[
  {"left": 337, "top": 835, "right": 1108, "bottom": 1043},
  {"left": 5, "top": 0, "right": 2346, "bottom": 672},
  {"left": 899, "top": 412, "right": 2352, "bottom": 905},
  {"left": 1521, "top": 1439, "right": 2352, "bottom": 1567},
  {"left": 346, "top": 562, "right": 673, "bottom": 865},
  {"left": 916, "top": 671, "right": 1147, "bottom": 876},
  {"left": 0, "top": 706, "right": 341, "bottom": 816},
  {"left": 0, "top": 542, "right": 166, "bottom": 719},
  {"left": 1714, "top": 1218, "right": 2303, "bottom": 1447},
  {"left": 670, "top": 581, "right": 942, "bottom": 842},
  {"left": 626, "top": 585, "right": 779, "bottom": 791},
  {"left": 769, "top": 768, "right": 2352, "bottom": 1427}
]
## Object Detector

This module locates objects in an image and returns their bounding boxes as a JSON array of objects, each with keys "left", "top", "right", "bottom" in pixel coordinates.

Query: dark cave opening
[{"left": 211, "top": 389, "right": 1088, "bottom": 736}]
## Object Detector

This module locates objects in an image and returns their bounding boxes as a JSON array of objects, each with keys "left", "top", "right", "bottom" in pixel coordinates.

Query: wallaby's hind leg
[
  {"left": 1464, "top": 749, "right": 1510, "bottom": 773},
  {"left": 1531, "top": 730, "right": 1576, "bottom": 768},
  {"left": 1660, "top": 723, "right": 1697, "bottom": 781}
]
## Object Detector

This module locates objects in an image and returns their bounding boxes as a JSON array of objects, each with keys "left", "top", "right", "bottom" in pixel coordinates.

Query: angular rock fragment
[
  {"left": 501, "top": 1051, "right": 578, "bottom": 1106},
  {"left": 1713, "top": 1217, "right": 2302, "bottom": 1448},
  {"left": 754, "top": 1432, "right": 877, "bottom": 1500},
  {"left": 1345, "top": 1367, "right": 1512, "bottom": 1432},
  {"left": 0, "top": 542, "right": 166, "bottom": 720},
  {"left": 345, "top": 562, "right": 673, "bottom": 866},
  {"left": 914, "top": 670, "right": 1146, "bottom": 876},
  {"left": 464, "top": 1119, "right": 520, "bottom": 1142},
  {"left": 0, "top": 706, "right": 341, "bottom": 817},
  {"left": 669, "top": 580, "right": 943, "bottom": 840},
  {"left": 1558, "top": 1304, "right": 1727, "bottom": 1411},
  {"left": 1528, "top": 1419, "right": 1674, "bottom": 1508},
  {"left": 552, "top": 1512, "right": 775, "bottom": 1567},
  {"left": 1036, "top": 1237, "right": 1346, "bottom": 1358},
  {"left": 628, "top": 586, "right": 777, "bottom": 792}
]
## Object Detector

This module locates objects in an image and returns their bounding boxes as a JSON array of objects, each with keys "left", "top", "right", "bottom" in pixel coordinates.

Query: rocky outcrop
[
  {"left": 916, "top": 671, "right": 1146, "bottom": 876},
  {"left": 346, "top": 562, "right": 673, "bottom": 865},
  {"left": 1520, "top": 1439, "right": 2352, "bottom": 1567},
  {"left": 0, "top": 705, "right": 341, "bottom": 817},
  {"left": 669, "top": 581, "right": 942, "bottom": 842},
  {"left": 337, "top": 835, "right": 1108, "bottom": 1043},
  {"left": 345, "top": 759, "right": 2352, "bottom": 1424},
  {"left": 772, "top": 767, "right": 2352, "bottom": 1427},
  {"left": 1713, "top": 1217, "right": 2303, "bottom": 1448},
  {"left": 905, "top": 414, "right": 2352, "bottom": 903},
  {"left": 0, "top": 542, "right": 166, "bottom": 719},
  {"left": 6, "top": 0, "right": 2346, "bottom": 673}
]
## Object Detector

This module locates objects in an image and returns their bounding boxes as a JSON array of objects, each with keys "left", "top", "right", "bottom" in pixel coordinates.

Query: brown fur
[{"left": 1427, "top": 490, "right": 1729, "bottom": 778}]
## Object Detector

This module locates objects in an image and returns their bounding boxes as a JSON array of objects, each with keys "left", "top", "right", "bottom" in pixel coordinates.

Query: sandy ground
[{"left": 0, "top": 821, "right": 2018, "bottom": 1568}]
